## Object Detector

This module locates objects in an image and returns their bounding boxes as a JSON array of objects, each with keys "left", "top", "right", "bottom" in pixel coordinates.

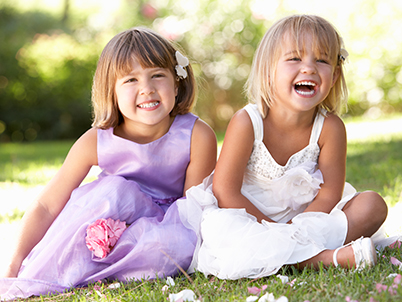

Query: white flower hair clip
[
  {"left": 339, "top": 48, "right": 349, "bottom": 63},
  {"left": 175, "top": 51, "right": 189, "bottom": 80}
]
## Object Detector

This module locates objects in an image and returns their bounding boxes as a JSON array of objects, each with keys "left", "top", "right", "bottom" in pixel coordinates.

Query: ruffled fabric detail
[
  {"left": 178, "top": 173, "right": 348, "bottom": 279},
  {"left": 241, "top": 161, "right": 323, "bottom": 222},
  {"left": 271, "top": 161, "right": 323, "bottom": 211}
]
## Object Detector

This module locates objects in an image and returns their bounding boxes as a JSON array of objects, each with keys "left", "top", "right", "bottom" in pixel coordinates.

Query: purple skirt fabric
[{"left": 0, "top": 175, "right": 197, "bottom": 300}]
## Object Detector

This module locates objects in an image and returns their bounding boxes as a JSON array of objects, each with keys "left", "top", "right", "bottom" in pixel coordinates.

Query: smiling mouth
[
  {"left": 294, "top": 81, "right": 317, "bottom": 96},
  {"left": 137, "top": 101, "right": 160, "bottom": 109}
]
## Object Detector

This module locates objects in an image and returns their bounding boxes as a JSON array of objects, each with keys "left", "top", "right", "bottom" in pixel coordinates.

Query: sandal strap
[
  {"left": 332, "top": 240, "right": 353, "bottom": 267},
  {"left": 333, "top": 247, "right": 341, "bottom": 267}
]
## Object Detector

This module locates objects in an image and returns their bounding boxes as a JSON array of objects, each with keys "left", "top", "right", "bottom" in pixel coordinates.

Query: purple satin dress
[{"left": 0, "top": 113, "right": 198, "bottom": 300}]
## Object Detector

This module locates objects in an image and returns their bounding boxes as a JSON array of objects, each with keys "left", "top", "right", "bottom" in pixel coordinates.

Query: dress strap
[
  {"left": 244, "top": 103, "right": 263, "bottom": 142},
  {"left": 309, "top": 108, "right": 327, "bottom": 144}
]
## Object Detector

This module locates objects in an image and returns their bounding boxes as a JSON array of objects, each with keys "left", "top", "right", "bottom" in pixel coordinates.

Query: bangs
[
  {"left": 281, "top": 16, "right": 340, "bottom": 65},
  {"left": 113, "top": 28, "right": 175, "bottom": 78}
]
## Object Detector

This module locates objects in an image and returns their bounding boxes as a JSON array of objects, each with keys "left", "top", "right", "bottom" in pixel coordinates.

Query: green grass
[
  {"left": 15, "top": 246, "right": 402, "bottom": 301},
  {"left": 0, "top": 140, "right": 73, "bottom": 185},
  {"left": 346, "top": 133, "right": 402, "bottom": 207},
  {"left": 1, "top": 118, "right": 402, "bottom": 301}
]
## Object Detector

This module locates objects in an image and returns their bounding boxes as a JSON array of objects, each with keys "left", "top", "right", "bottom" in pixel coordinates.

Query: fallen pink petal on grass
[
  {"left": 375, "top": 274, "right": 402, "bottom": 296},
  {"left": 345, "top": 297, "right": 358, "bottom": 302},
  {"left": 247, "top": 285, "right": 268, "bottom": 295},
  {"left": 394, "top": 274, "right": 402, "bottom": 284},
  {"left": 389, "top": 240, "right": 401, "bottom": 249},
  {"left": 248, "top": 287, "right": 262, "bottom": 295},
  {"left": 390, "top": 257, "right": 402, "bottom": 268},
  {"left": 376, "top": 283, "right": 388, "bottom": 293}
]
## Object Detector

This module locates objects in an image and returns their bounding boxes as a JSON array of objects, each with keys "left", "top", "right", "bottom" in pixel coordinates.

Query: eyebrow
[
  {"left": 283, "top": 50, "right": 299, "bottom": 56},
  {"left": 283, "top": 50, "right": 329, "bottom": 57},
  {"left": 123, "top": 66, "right": 166, "bottom": 76}
]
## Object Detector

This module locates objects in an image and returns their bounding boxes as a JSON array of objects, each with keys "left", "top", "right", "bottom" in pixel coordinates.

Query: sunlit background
[{"left": 1, "top": 0, "right": 402, "bottom": 142}]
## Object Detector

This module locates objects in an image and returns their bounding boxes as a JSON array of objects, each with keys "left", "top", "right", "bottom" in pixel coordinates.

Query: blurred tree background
[{"left": 1, "top": 0, "right": 402, "bottom": 142}]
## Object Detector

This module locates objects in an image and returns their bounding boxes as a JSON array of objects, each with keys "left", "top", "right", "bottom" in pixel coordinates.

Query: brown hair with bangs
[
  {"left": 246, "top": 15, "right": 348, "bottom": 118},
  {"left": 91, "top": 27, "right": 196, "bottom": 129}
]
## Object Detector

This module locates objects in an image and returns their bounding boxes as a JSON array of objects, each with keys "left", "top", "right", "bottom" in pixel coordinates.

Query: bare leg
[
  {"left": 294, "top": 192, "right": 385, "bottom": 271},
  {"left": 297, "top": 245, "right": 356, "bottom": 269},
  {"left": 342, "top": 191, "right": 388, "bottom": 243}
]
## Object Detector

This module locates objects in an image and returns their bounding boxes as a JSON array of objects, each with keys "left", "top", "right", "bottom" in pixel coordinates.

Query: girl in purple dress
[{"left": 0, "top": 27, "right": 217, "bottom": 300}]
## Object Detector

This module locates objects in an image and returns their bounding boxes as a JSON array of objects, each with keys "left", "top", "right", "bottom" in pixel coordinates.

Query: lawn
[{"left": 0, "top": 115, "right": 402, "bottom": 301}]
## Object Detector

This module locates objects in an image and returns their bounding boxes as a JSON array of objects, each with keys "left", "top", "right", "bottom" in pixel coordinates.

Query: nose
[
  {"left": 301, "top": 60, "right": 317, "bottom": 74},
  {"left": 140, "top": 80, "right": 155, "bottom": 95}
]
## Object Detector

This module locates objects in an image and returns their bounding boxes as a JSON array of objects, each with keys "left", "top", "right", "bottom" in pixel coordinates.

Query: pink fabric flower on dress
[
  {"left": 86, "top": 218, "right": 127, "bottom": 258},
  {"left": 106, "top": 218, "right": 127, "bottom": 247}
]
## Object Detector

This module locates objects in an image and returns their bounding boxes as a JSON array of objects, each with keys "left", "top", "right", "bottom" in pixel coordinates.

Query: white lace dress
[{"left": 176, "top": 104, "right": 356, "bottom": 279}]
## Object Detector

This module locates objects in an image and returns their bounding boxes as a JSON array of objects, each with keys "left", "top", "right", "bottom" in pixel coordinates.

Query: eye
[
  {"left": 124, "top": 77, "right": 137, "bottom": 83},
  {"left": 287, "top": 57, "right": 301, "bottom": 62},
  {"left": 316, "top": 54, "right": 331, "bottom": 64},
  {"left": 317, "top": 59, "right": 329, "bottom": 64},
  {"left": 152, "top": 73, "right": 165, "bottom": 78}
]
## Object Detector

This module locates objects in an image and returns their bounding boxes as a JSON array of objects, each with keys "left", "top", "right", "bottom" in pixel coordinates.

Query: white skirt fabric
[{"left": 177, "top": 174, "right": 358, "bottom": 280}]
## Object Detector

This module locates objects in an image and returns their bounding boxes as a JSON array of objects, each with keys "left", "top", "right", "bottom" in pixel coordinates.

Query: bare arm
[
  {"left": 213, "top": 110, "right": 275, "bottom": 223},
  {"left": 303, "top": 114, "right": 347, "bottom": 213},
  {"left": 183, "top": 119, "right": 217, "bottom": 193},
  {"left": 3, "top": 128, "right": 98, "bottom": 277}
]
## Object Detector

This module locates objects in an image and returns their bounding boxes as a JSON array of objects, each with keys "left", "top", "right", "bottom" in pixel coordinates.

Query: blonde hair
[
  {"left": 91, "top": 27, "right": 196, "bottom": 129},
  {"left": 246, "top": 14, "right": 348, "bottom": 117}
]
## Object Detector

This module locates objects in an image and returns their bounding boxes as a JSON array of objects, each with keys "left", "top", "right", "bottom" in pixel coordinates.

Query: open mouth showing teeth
[
  {"left": 295, "top": 81, "right": 316, "bottom": 96},
  {"left": 138, "top": 101, "right": 159, "bottom": 108}
]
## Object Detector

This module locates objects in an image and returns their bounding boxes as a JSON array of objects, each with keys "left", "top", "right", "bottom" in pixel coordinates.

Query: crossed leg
[
  {"left": 342, "top": 191, "right": 388, "bottom": 243},
  {"left": 297, "top": 191, "right": 387, "bottom": 269}
]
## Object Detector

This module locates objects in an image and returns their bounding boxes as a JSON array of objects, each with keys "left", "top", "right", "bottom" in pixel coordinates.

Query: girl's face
[
  {"left": 273, "top": 32, "right": 339, "bottom": 114},
  {"left": 114, "top": 58, "right": 178, "bottom": 129}
]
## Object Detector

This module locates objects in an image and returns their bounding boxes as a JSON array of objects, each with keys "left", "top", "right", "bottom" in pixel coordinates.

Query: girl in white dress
[{"left": 176, "top": 14, "right": 388, "bottom": 279}]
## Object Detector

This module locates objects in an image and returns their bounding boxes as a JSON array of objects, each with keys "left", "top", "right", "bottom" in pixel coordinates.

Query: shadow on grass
[{"left": 347, "top": 137, "right": 402, "bottom": 206}]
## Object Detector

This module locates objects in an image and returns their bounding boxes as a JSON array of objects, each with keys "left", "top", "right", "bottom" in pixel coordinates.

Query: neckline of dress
[
  {"left": 254, "top": 108, "right": 323, "bottom": 168},
  {"left": 111, "top": 115, "right": 178, "bottom": 145},
  {"left": 255, "top": 140, "right": 319, "bottom": 168}
]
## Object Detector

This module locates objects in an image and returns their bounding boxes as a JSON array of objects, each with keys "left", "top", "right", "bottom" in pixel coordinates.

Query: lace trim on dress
[{"left": 246, "top": 141, "right": 320, "bottom": 180}]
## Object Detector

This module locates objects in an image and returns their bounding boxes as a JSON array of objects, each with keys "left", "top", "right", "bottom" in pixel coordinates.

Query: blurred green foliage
[
  {"left": 0, "top": 4, "right": 96, "bottom": 141},
  {"left": 0, "top": 0, "right": 402, "bottom": 141}
]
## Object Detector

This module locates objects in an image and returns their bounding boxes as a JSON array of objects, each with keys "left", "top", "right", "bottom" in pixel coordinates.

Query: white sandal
[{"left": 332, "top": 237, "right": 377, "bottom": 270}]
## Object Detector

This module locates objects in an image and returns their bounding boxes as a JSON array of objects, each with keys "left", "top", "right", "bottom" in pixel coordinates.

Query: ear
[
  {"left": 175, "top": 83, "right": 179, "bottom": 96},
  {"left": 332, "top": 66, "right": 340, "bottom": 87}
]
